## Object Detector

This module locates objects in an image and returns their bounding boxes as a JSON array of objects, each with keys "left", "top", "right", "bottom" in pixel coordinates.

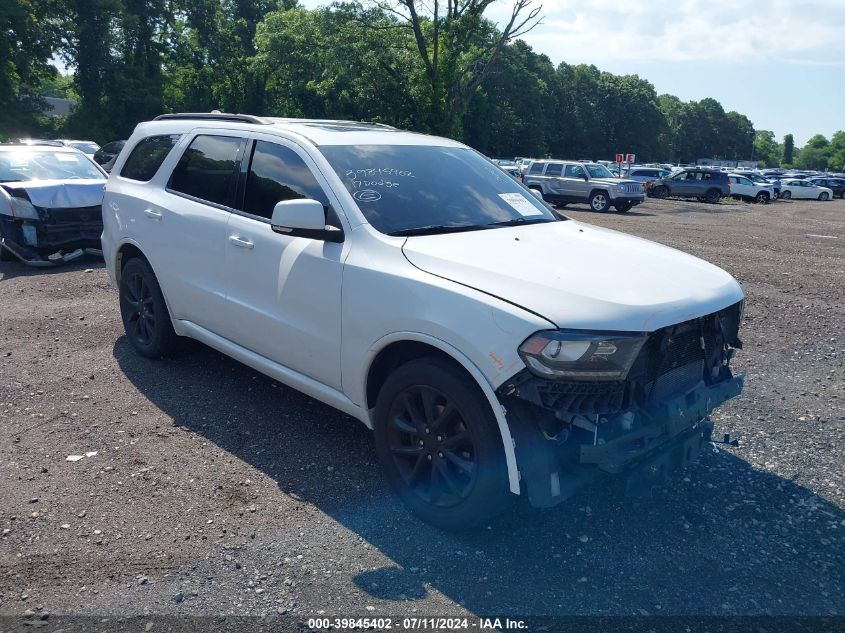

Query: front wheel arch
[{"left": 364, "top": 334, "right": 520, "bottom": 494}]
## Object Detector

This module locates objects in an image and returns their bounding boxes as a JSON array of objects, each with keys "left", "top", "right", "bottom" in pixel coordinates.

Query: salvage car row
[{"left": 500, "top": 158, "right": 844, "bottom": 212}]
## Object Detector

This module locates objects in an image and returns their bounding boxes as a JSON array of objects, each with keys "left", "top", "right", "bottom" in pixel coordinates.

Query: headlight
[
  {"left": 518, "top": 330, "right": 647, "bottom": 380},
  {"left": 5, "top": 197, "right": 40, "bottom": 220},
  {"left": 613, "top": 185, "right": 625, "bottom": 192}
]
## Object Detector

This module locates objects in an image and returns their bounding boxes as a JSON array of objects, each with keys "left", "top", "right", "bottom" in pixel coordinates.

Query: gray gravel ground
[{"left": 0, "top": 195, "right": 843, "bottom": 624}]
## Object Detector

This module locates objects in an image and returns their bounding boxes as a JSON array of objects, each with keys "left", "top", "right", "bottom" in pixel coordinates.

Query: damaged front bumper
[
  {"left": 498, "top": 303, "right": 745, "bottom": 507},
  {"left": 0, "top": 206, "right": 103, "bottom": 267}
]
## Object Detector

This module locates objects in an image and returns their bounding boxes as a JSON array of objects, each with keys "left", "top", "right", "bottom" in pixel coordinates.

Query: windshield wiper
[
  {"left": 388, "top": 224, "right": 486, "bottom": 237},
  {"left": 486, "top": 217, "right": 558, "bottom": 227}
]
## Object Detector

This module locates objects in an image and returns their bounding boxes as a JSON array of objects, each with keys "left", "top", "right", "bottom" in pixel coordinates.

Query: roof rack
[{"left": 153, "top": 112, "right": 272, "bottom": 125}]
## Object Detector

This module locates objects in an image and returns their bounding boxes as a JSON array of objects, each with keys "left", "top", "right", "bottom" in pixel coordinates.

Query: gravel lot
[{"left": 1, "top": 195, "right": 843, "bottom": 623}]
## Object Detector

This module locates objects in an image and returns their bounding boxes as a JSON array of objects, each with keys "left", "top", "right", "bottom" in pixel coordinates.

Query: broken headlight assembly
[
  {"left": 3, "top": 196, "right": 41, "bottom": 220},
  {"left": 518, "top": 330, "right": 647, "bottom": 381}
]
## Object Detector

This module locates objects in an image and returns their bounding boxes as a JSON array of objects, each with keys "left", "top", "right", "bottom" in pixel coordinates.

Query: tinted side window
[
  {"left": 120, "top": 135, "right": 181, "bottom": 181},
  {"left": 242, "top": 141, "right": 329, "bottom": 220},
  {"left": 545, "top": 163, "right": 563, "bottom": 177},
  {"left": 527, "top": 162, "right": 544, "bottom": 175},
  {"left": 169, "top": 135, "right": 244, "bottom": 207},
  {"left": 565, "top": 164, "right": 585, "bottom": 178}
]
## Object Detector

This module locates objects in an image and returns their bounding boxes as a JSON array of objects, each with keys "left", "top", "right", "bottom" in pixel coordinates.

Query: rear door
[{"left": 158, "top": 133, "right": 247, "bottom": 332}]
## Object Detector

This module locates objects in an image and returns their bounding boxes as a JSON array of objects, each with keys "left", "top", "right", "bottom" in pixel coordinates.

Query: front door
[{"left": 219, "top": 137, "right": 347, "bottom": 390}]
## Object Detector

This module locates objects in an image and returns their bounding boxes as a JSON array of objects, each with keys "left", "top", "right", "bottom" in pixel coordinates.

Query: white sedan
[{"left": 779, "top": 179, "right": 833, "bottom": 200}]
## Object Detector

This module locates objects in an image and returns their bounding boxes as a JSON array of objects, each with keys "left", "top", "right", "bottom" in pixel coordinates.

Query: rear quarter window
[{"left": 120, "top": 135, "right": 181, "bottom": 182}]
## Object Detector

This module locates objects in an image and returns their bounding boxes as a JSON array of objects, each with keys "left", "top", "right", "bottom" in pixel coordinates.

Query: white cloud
[{"left": 483, "top": 0, "right": 845, "bottom": 66}]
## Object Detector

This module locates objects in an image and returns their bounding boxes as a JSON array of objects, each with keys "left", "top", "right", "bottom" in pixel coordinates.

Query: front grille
[
  {"left": 623, "top": 183, "right": 641, "bottom": 193},
  {"left": 535, "top": 380, "right": 626, "bottom": 416},
  {"left": 41, "top": 205, "right": 103, "bottom": 225}
]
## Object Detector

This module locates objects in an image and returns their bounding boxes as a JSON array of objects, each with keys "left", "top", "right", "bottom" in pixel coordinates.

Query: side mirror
[
  {"left": 529, "top": 188, "right": 543, "bottom": 200},
  {"left": 270, "top": 199, "right": 343, "bottom": 243}
]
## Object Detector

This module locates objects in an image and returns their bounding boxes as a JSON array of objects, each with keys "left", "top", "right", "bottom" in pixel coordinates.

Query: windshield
[
  {"left": 68, "top": 142, "right": 100, "bottom": 154},
  {"left": 320, "top": 145, "right": 558, "bottom": 235},
  {"left": 585, "top": 164, "right": 614, "bottom": 179},
  {"left": 0, "top": 150, "right": 106, "bottom": 182}
]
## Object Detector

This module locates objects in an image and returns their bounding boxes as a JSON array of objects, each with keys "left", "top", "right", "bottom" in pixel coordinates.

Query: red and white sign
[
  {"left": 626, "top": 153, "right": 636, "bottom": 163},
  {"left": 615, "top": 153, "right": 624, "bottom": 163}
]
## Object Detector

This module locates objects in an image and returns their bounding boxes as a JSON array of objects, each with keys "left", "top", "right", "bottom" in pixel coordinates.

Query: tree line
[{"left": 3, "top": 0, "right": 842, "bottom": 169}]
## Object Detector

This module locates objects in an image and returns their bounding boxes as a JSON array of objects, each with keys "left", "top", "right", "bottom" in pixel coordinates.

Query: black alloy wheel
[
  {"left": 386, "top": 385, "right": 478, "bottom": 508},
  {"left": 123, "top": 272, "right": 156, "bottom": 345},
  {"left": 119, "top": 257, "right": 177, "bottom": 358},
  {"left": 374, "top": 357, "right": 510, "bottom": 530}
]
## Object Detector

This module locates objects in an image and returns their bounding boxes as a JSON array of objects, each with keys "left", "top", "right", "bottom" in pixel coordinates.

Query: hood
[
  {"left": 3, "top": 179, "right": 106, "bottom": 208},
  {"left": 402, "top": 221, "right": 743, "bottom": 332},
  {"left": 592, "top": 177, "right": 639, "bottom": 186}
]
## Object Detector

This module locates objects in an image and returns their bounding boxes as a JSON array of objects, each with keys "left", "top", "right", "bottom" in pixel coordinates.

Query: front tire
[
  {"left": 373, "top": 358, "right": 510, "bottom": 531},
  {"left": 614, "top": 201, "right": 632, "bottom": 213},
  {"left": 589, "top": 191, "right": 611, "bottom": 212},
  {"left": 754, "top": 191, "right": 769, "bottom": 204},
  {"left": 818, "top": 192, "right": 830, "bottom": 201},
  {"left": 119, "top": 257, "right": 178, "bottom": 358},
  {"left": 651, "top": 185, "right": 669, "bottom": 199}
]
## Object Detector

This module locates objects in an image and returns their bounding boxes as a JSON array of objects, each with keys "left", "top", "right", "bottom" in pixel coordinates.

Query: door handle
[
  {"left": 228, "top": 235, "right": 254, "bottom": 249},
  {"left": 143, "top": 209, "right": 163, "bottom": 220}
]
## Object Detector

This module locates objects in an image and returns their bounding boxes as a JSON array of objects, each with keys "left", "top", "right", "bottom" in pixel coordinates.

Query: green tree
[
  {"left": 0, "top": 0, "right": 62, "bottom": 136},
  {"left": 783, "top": 134, "right": 794, "bottom": 165},
  {"left": 357, "top": 0, "right": 542, "bottom": 136},
  {"left": 796, "top": 134, "right": 831, "bottom": 170},
  {"left": 753, "top": 130, "right": 781, "bottom": 167}
]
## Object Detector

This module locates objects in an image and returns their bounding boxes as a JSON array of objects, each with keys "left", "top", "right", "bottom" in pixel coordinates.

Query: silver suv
[{"left": 523, "top": 160, "right": 645, "bottom": 213}]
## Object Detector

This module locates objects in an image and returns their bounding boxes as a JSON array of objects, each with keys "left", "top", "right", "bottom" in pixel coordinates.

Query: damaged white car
[
  {"left": 103, "top": 113, "right": 745, "bottom": 530},
  {"left": 0, "top": 145, "right": 107, "bottom": 266}
]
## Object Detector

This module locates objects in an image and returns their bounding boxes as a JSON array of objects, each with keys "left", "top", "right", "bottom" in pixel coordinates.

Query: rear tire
[
  {"left": 704, "top": 189, "right": 721, "bottom": 203},
  {"left": 780, "top": 190, "right": 792, "bottom": 200},
  {"left": 589, "top": 191, "right": 611, "bottom": 212},
  {"left": 373, "top": 357, "right": 511, "bottom": 531},
  {"left": 119, "top": 257, "right": 178, "bottom": 358}
]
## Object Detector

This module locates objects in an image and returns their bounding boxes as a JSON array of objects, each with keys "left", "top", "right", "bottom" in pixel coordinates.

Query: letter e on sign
[{"left": 626, "top": 153, "right": 636, "bottom": 163}]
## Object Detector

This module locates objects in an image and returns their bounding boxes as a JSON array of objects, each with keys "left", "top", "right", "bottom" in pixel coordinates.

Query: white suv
[{"left": 102, "top": 113, "right": 746, "bottom": 530}]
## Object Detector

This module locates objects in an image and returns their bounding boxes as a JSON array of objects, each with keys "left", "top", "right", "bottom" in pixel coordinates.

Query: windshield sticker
[{"left": 499, "top": 193, "right": 543, "bottom": 216}]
